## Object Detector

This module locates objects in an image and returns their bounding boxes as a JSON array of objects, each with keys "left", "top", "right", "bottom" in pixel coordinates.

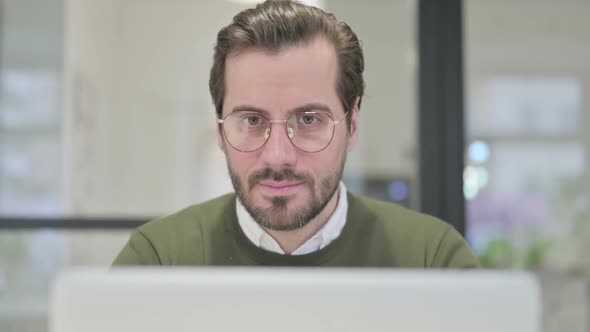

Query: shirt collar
[{"left": 236, "top": 182, "right": 348, "bottom": 255}]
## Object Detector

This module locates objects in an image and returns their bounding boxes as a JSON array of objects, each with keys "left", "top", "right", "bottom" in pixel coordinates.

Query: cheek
[
  {"left": 227, "top": 150, "right": 259, "bottom": 176},
  {"left": 324, "top": 128, "right": 348, "bottom": 159},
  {"left": 299, "top": 140, "right": 346, "bottom": 176}
]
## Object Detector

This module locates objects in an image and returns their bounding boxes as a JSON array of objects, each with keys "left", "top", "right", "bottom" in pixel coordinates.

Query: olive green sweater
[{"left": 113, "top": 192, "right": 479, "bottom": 268}]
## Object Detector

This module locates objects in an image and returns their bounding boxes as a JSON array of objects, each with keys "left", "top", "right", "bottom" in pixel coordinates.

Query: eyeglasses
[{"left": 218, "top": 110, "right": 348, "bottom": 153}]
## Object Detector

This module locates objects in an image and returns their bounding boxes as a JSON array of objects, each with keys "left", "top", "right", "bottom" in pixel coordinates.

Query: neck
[{"left": 266, "top": 187, "right": 340, "bottom": 255}]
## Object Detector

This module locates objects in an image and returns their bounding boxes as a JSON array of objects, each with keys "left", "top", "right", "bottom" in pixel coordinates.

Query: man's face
[{"left": 219, "top": 36, "right": 359, "bottom": 231}]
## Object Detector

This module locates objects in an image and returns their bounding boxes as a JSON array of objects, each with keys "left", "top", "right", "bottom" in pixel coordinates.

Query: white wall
[{"left": 327, "top": 0, "right": 417, "bottom": 179}]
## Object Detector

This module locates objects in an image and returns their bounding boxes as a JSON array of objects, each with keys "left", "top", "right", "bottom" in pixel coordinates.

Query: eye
[
  {"left": 299, "top": 114, "right": 319, "bottom": 125},
  {"left": 245, "top": 115, "right": 261, "bottom": 126}
]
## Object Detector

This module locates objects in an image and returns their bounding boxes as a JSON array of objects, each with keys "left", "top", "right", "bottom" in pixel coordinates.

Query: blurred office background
[{"left": 0, "top": 0, "right": 589, "bottom": 331}]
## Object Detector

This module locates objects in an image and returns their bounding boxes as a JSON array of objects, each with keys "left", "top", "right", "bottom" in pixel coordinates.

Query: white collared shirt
[{"left": 236, "top": 182, "right": 348, "bottom": 255}]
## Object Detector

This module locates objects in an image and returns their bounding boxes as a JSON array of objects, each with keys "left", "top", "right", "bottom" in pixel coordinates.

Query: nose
[{"left": 259, "top": 122, "right": 297, "bottom": 168}]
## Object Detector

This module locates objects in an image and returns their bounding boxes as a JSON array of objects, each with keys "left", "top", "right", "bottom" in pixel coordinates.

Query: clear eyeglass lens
[{"left": 223, "top": 112, "right": 338, "bottom": 152}]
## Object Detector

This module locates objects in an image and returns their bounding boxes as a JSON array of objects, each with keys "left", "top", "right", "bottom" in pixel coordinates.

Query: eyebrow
[
  {"left": 230, "top": 103, "right": 333, "bottom": 116},
  {"left": 231, "top": 105, "right": 271, "bottom": 117},
  {"left": 290, "top": 103, "right": 333, "bottom": 115}
]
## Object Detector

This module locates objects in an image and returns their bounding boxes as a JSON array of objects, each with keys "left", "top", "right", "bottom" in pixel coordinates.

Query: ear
[
  {"left": 346, "top": 96, "right": 360, "bottom": 152},
  {"left": 216, "top": 115, "right": 225, "bottom": 151}
]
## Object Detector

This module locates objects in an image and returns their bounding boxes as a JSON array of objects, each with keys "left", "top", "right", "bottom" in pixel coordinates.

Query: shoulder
[
  {"left": 350, "top": 193, "right": 452, "bottom": 236},
  {"left": 137, "top": 193, "right": 236, "bottom": 237},
  {"left": 133, "top": 192, "right": 235, "bottom": 255},
  {"left": 348, "top": 193, "right": 479, "bottom": 268},
  {"left": 113, "top": 193, "right": 237, "bottom": 265}
]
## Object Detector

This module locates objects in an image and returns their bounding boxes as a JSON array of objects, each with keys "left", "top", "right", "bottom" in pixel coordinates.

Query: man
[{"left": 113, "top": 0, "right": 479, "bottom": 267}]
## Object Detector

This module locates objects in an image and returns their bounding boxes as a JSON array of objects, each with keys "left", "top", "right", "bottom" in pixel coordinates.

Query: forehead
[{"left": 223, "top": 36, "right": 341, "bottom": 116}]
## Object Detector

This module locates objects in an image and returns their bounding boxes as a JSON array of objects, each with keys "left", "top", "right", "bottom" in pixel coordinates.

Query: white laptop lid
[{"left": 50, "top": 268, "right": 540, "bottom": 332}]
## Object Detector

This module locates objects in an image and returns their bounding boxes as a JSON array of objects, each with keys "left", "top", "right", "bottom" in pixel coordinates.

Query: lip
[{"left": 258, "top": 182, "right": 304, "bottom": 196}]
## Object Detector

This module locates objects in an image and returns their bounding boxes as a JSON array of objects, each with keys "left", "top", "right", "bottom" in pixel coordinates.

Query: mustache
[{"left": 248, "top": 168, "right": 312, "bottom": 188}]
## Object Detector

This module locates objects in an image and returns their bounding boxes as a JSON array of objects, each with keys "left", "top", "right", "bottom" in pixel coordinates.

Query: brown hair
[{"left": 209, "top": 0, "right": 364, "bottom": 125}]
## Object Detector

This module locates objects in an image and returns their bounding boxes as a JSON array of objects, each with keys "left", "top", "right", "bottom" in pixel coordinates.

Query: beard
[{"left": 226, "top": 156, "right": 345, "bottom": 232}]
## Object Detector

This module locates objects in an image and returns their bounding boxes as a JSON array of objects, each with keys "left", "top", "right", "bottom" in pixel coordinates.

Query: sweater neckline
[{"left": 224, "top": 192, "right": 371, "bottom": 266}]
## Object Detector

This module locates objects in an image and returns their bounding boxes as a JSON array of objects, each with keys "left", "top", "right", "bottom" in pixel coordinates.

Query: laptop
[{"left": 50, "top": 268, "right": 540, "bottom": 332}]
